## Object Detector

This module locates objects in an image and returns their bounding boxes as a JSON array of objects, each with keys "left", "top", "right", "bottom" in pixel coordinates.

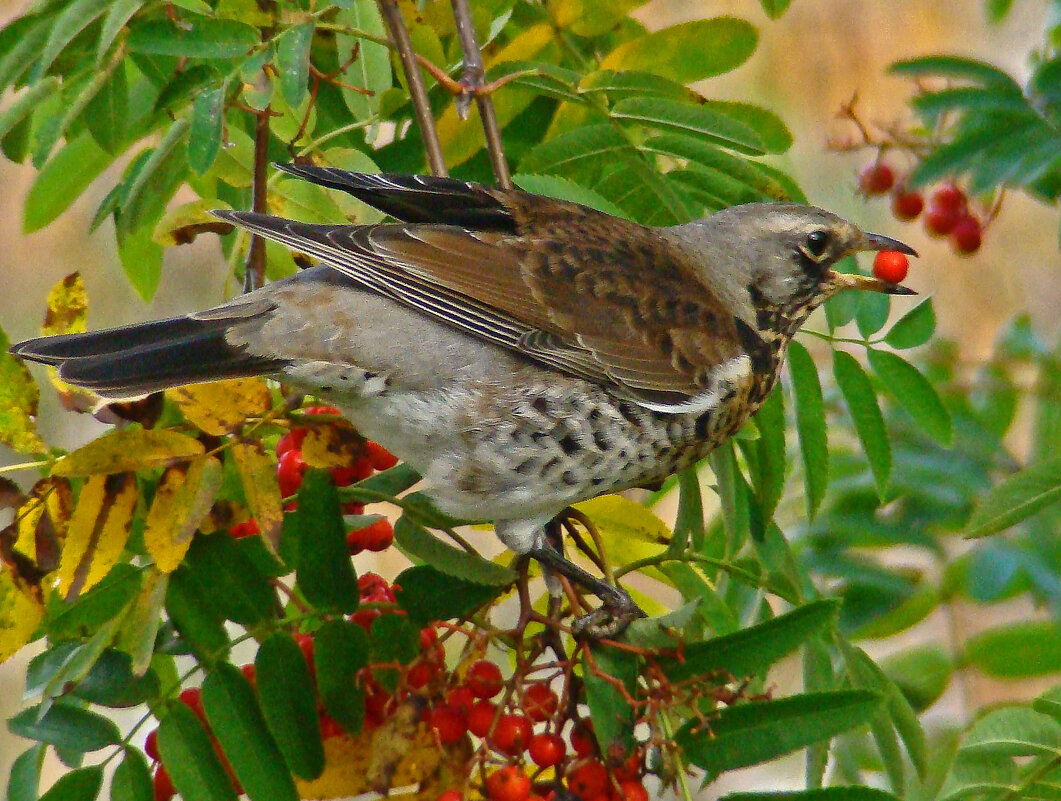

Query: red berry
[
  {"left": 228, "top": 518, "right": 260, "bottom": 539},
  {"left": 613, "top": 751, "right": 642, "bottom": 781},
  {"left": 485, "top": 766, "right": 531, "bottom": 801},
  {"left": 277, "top": 449, "right": 307, "bottom": 497},
  {"left": 304, "top": 405, "right": 341, "bottom": 416},
  {"left": 490, "top": 713, "right": 532, "bottom": 755},
  {"left": 153, "top": 767, "right": 175, "bottom": 801},
  {"left": 365, "top": 440, "right": 400, "bottom": 470},
  {"left": 275, "top": 428, "right": 307, "bottom": 459},
  {"left": 364, "top": 681, "right": 391, "bottom": 728},
  {"left": 528, "top": 732, "right": 566, "bottom": 767},
  {"left": 438, "top": 792, "right": 463, "bottom": 801},
  {"left": 330, "top": 456, "right": 374, "bottom": 486},
  {"left": 891, "top": 187, "right": 924, "bottom": 221},
  {"left": 446, "top": 686, "right": 475, "bottom": 718},
  {"left": 319, "top": 711, "right": 345, "bottom": 739},
  {"left": 618, "top": 781, "right": 650, "bottom": 801},
  {"left": 951, "top": 214, "right": 982, "bottom": 254},
  {"left": 145, "top": 728, "right": 160, "bottom": 762},
  {"left": 351, "top": 608, "right": 381, "bottom": 631},
  {"left": 240, "top": 663, "right": 257, "bottom": 689},
  {"left": 872, "top": 251, "right": 909, "bottom": 284},
  {"left": 348, "top": 518, "right": 394, "bottom": 554},
  {"left": 924, "top": 205, "right": 960, "bottom": 237},
  {"left": 858, "top": 162, "right": 895, "bottom": 195},
  {"left": 294, "top": 633, "right": 315, "bottom": 680},
  {"left": 420, "top": 626, "right": 439, "bottom": 650},
  {"left": 569, "top": 720, "right": 596, "bottom": 757},
  {"left": 430, "top": 704, "right": 468, "bottom": 744},
  {"left": 467, "top": 699, "right": 497, "bottom": 737},
  {"left": 407, "top": 661, "right": 437, "bottom": 689},
  {"left": 342, "top": 501, "right": 366, "bottom": 515},
  {"left": 179, "top": 687, "right": 205, "bottom": 721},
  {"left": 567, "top": 759, "right": 609, "bottom": 799},
  {"left": 521, "top": 683, "right": 559, "bottom": 722},
  {"left": 930, "top": 182, "right": 965, "bottom": 213},
  {"left": 466, "top": 660, "right": 504, "bottom": 699},
  {"left": 359, "top": 572, "right": 395, "bottom": 602}
]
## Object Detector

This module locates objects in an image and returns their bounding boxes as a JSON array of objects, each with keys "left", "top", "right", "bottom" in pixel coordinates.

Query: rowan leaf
[
  {"left": 0, "top": 570, "right": 45, "bottom": 662},
  {"left": 144, "top": 456, "right": 224, "bottom": 572},
  {"left": 38, "top": 765, "right": 103, "bottom": 801},
  {"left": 884, "top": 297, "right": 936, "bottom": 349},
  {"left": 256, "top": 632, "right": 325, "bottom": 779},
  {"left": 166, "top": 379, "right": 272, "bottom": 436},
  {"left": 966, "top": 457, "right": 1061, "bottom": 538},
  {"left": 0, "top": 324, "right": 46, "bottom": 455},
  {"left": 276, "top": 22, "right": 313, "bottom": 109},
  {"left": 56, "top": 472, "right": 138, "bottom": 600},
  {"left": 335, "top": 1, "right": 391, "bottom": 123},
  {"left": 833, "top": 351, "right": 891, "bottom": 497},
  {"left": 53, "top": 429, "right": 205, "bottom": 476},
  {"left": 867, "top": 349, "right": 953, "bottom": 447},
  {"left": 230, "top": 441, "right": 283, "bottom": 552},
  {"left": 111, "top": 748, "right": 153, "bottom": 801},
  {"left": 294, "top": 470, "right": 360, "bottom": 612},
  {"left": 188, "top": 85, "right": 225, "bottom": 174},
  {"left": 128, "top": 15, "right": 258, "bottom": 59},
  {"left": 788, "top": 342, "right": 829, "bottom": 518},
  {"left": 158, "top": 703, "right": 239, "bottom": 801}
]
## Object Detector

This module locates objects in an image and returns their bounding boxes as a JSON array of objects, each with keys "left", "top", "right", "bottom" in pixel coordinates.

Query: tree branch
[
  {"left": 449, "top": 0, "right": 511, "bottom": 188},
  {"left": 243, "top": 107, "right": 270, "bottom": 293},
  {"left": 377, "top": 0, "right": 448, "bottom": 177}
]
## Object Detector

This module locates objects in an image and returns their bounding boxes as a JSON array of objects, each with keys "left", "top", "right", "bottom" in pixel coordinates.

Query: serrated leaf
[
  {"left": 84, "top": 64, "right": 129, "bottom": 154},
  {"left": 392, "top": 516, "right": 515, "bottom": 586},
  {"left": 702, "top": 100, "right": 791, "bottom": 153},
  {"left": 188, "top": 85, "right": 225, "bottom": 174},
  {"left": 181, "top": 531, "right": 277, "bottom": 627},
  {"left": 115, "top": 568, "right": 168, "bottom": 675},
  {"left": 751, "top": 387, "right": 786, "bottom": 523},
  {"left": 335, "top": 1, "right": 391, "bottom": 123},
  {"left": 660, "top": 600, "right": 839, "bottom": 681},
  {"left": 856, "top": 290, "right": 891, "bottom": 339},
  {"left": 158, "top": 703, "right": 239, "bottom": 801},
  {"left": 255, "top": 632, "right": 325, "bottom": 779},
  {"left": 611, "top": 97, "right": 764, "bottom": 155},
  {"left": 584, "top": 643, "right": 637, "bottom": 754},
  {"left": 165, "top": 566, "right": 231, "bottom": 662},
  {"left": 111, "top": 748, "right": 153, "bottom": 801},
  {"left": 54, "top": 429, "right": 205, "bottom": 476},
  {"left": 144, "top": 456, "right": 223, "bottom": 573},
  {"left": 72, "top": 649, "right": 160, "bottom": 707},
  {"left": 128, "top": 16, "right": 258, "bottom": 59},
  {"left": 600, "top": 18, "right": 758, "bottom": 84},
  {"left": 0, "top": 77, "right": 61, "bottom": 142},
  {"left": 293, "top": 469, "right": 360, "bottom": 612},
  {"left": 369, "top": 613, "right": 419, "bottom": 665},
  {"left": 0, "top": 325, "right": 46, "bottom": 455},
  {"left": 230, "top": 441, "right": 283, "bottom": 551},
  {"left": 56, "top": 472, "right": 137, "bottom": 601},
  {"left": 884, "top": 297, "right": 935, "bottom": 349},
  {"left": 46, "top": 562, "right": 140, "bottom": 640},
  {"left": 549, "top": 0, "right": 645, "bottom": 36},
  {"left": 7, "top": 745, "right": 44, "bottom": 801},
  {"left": 834, "top": 351, "right": 891, "bottom": 497},
  {"left": 677, "top": 690, "right": 882, "bottom": 776},
  {"left": 966, "top": 620, "right": 1061, "bottom": 677},
  {"left": 966, "top": 457, "right": 1061, "bottom": 537},
  {"left": 38, "top": 765, "right": 103, "bottom": 801},
  {"left": 788, "top": 342, "right": 829, "bottom": 518},
  {"left": 722, "top": 790, "right": 902, "bottom": 801},
  {"left": 202, "top": 663, "right": 299, "bottom": 801},
  {"left": 394, "top": 564, "right": 506, "bottom": 626},
  {"left": 314, "top": 620, "right": 369, "bottom": 734},
  {"left": 167, "top": 379, "right": 272, "bottom": 436},
  {"left": 868, "top": 349, "right": 953, "bottom": 446},
  {"left": 9, "top": 700, "right": 121, "bottom": 752},
  {"left": 880, "top": 644, "right": 953, "bottom": 712},
  {"left": 512, "top": 173, "right": 627, "bottom": 217}
]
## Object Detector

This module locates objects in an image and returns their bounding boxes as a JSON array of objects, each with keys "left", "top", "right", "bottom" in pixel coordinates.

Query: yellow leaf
[
  {"left": 302, "top": 422, "right": 363, "bottom": 469},
  {"left": 144, "top": 456, "right": 224, "bottom": 572},
  {"left": 116, "top": 568, "right": 169, "bottom": 674},
  {"left": 166, "top": 378, "right": 273, "bottom": 436},
  {"left": 53, "top": 429, "right": 205, "bottom": 476},
  {"left": 42, "top": 272, "right": 87, "bottom": 337},
  {"left": 12, "top": 476, "right": 71, "bottom": 566},
  {"left": 231, "top": 442, "right": 283, "bottom": 552},
  {"left": 574, "top": 494, "right": 671, "bottom": 575},
  {"left": 0, "top": 570, "right": 44, "bottom": 663},
  {"left": 153, "top": 199, "right": 233, "bottom": 247},
  {"left": 56, "top": 472, "right": 137, "bottom": 600},
  {"left": 0, "top": 326, "right": 47, "bottom": 455},
  {"left": 547, "top": 0, "right": 647, "bottom": 36}
]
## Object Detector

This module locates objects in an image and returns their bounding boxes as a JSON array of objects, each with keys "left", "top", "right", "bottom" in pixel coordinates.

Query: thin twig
[
  {"left": 377, "top": 0, "right": 448, "bottom": 176},
  {"left": 449, "top": 0, "right": 511, "bottom": 188},
  {"left": 243, "top": 107, "right": 270, "bottom": 293}
]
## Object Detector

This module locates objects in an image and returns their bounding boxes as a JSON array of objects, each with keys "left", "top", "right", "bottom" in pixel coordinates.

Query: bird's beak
[{"left": 828, "top": 231, "right": 918, "bottom": 296}]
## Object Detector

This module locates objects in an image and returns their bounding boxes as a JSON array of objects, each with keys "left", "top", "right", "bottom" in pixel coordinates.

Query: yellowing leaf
[
  {"left": 548, "top": 0, "right": 647, "bottom": 36},
  {"left": 116, "top": 568, "right": 169, "bottom": 675},
  {"left": 53, "top": 428, "right": 205, "bottom": 476},
  {"left": 144, "top": 456, "right": 224, "bottom": 572},
  {"left": 0, "top": 324, "right": 47, "bottom": 455},
  {"left": 0, "top": 570, "right": 44, "bottom": 663},
  {"left": 153, "top": 199, "right": 233, "bottom": 246},
  {"left": 302, "top": 423, "right": 363, "bottom": 469},
  {"left": 166, "top": 378, "right": 273, "bottom": 436},
  {"left": 56, "top": 472, "right": 137, "bottom": 600},
  {"left": 42, "top": 272, "right": 87, "bottom": 336},
  {"left": 231, "top": 442, "right": 283, "bottom": 552},
  {"left": 11, "top": 477, "right": 71, "bottom": 571}
]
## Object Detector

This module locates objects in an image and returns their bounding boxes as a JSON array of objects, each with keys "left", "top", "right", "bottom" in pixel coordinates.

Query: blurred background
[{"left": 0, "top": 0, "right": 1057, "bottom": 796}]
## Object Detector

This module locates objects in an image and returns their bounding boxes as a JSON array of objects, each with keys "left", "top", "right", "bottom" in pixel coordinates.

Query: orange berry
[{"left": 872, "top": 251, "right": 909, "bottom": 284}]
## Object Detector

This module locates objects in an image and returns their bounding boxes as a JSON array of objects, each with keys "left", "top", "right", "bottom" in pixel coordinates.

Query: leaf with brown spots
[
  {"left": 230, "top": 442, "right": 283, "bottom": 552},
  {"left": 52, "top": 429, "right": 206, "bottom": 476},
  {"left": 302, "top": 421, "right": 364, "bottom": 469},
  {"left": 10, "top": 476, "right": 71, "bottom": 573},
  {"left": 144, "top": 456, "right": 223, "bottom": 572},
  {"left": 42, "top": 272, "right": 87, "bottom": 337},
  {"left": 166, "top": 378, "right": 273, "bottom": 436},
  {"left": 0, "top": 324, "right": 47, "bottom": 455},
  {"left": 0, "top": 569, "right": 44, "bottom": 663},
  {"left": 153, "top": 199, "right": 233, "bottom": 246}
]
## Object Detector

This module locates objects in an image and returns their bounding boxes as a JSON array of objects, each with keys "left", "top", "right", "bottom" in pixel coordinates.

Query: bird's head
[{"left": 680, "top": 203, "right": 916, "bottom": 340}]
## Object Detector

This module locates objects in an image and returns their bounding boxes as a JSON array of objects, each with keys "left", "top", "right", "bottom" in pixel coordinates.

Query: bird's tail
[{"left": 10, "top": 312, "right": 287, "bottom": 398}]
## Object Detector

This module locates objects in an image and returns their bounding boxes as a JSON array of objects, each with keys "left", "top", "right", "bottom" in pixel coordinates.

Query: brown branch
[
  {"left": 449, "top": 0, "right": 511, "bottom": 188},
  {"left": 377, "top": 0, "right": 448, "bottom": 177},
  {"left": 244, "top": 107, "right": 270, "bottom": 293}
]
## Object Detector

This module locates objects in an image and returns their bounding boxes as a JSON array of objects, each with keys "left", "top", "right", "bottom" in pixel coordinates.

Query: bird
[{"left": 11, "top": 164, "right": 916, "bottom": 634}]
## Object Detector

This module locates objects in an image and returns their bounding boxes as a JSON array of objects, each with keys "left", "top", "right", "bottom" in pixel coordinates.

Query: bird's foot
[{"left": 570, "top": 592, "right": 647, "bottom": 639}]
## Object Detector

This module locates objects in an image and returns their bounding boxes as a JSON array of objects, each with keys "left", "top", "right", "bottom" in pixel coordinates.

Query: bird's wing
[{"left": 217, "top": 200, "right": 746, "bottom": 413}]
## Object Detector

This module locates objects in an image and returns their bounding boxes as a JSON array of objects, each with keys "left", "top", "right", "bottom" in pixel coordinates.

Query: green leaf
[
  {"left": 115, "top": 116, "right": 190, "bottom": 237},
  {"left": 757, "top": 0, "right": 793, "bottom": 18},
  {"left": 9, "top": 700, "right": 121, "bottom": 752},
  {"left": 788, "top": 342, "right": 829, "bottom": 518},
  {"left": 31, "top": 0, "right": 108, "bottom": 80},
  {"left": 600, "top": 18, "right": 758, "bottom": 84},
  {"left": 71, "top": 649, "right": 160, "bottom": 707},
  {"left": 519, "top": 123, "right": 634, "bottom": 176},
  {"left": 677, "top": 690, "right": 882, "bottom": 776},
  {"left": 128, "top": 16, "right": 259, "bottom": 59},
  {"left": 880, "top": 644, "right": 953, "bottom": 712},
  {"left": 369, "top": 613, "right": 420, "bottom": 665},
  {"left": 0, "top": 77, "right": 60, "bottom": 142},
  {"left": 348, "top": 462, "right": 421, "bottom": 496},
  {"left": 722, "top": 790, "right": 902, "bottom": 801},
  {"left": 889, "top": 55, "right": 1022, "bottom": 90},
  {"left": 702, "top": 101, "right": 792, "bottom": 153},
  {"left": 394, "top": 563, "right": 505, "bottom": 626},
  {"left": 181, "top": 531, "right": 277, "bottom": 627},
  {"left": 111, "top": 749, "right": 153, "bottom": 801},
  {"left": 202, "top": 663, "right": 299, "bottom": 801},
  {"left": 98, "top": 0, "right": 145, "bottom": 64},
  {"left": 276, "top": 23, "right": 313, "bottom": 109},
  {"left": 294, "top": 470, "right": 360, "bottom": 612},
  {"left": 512, "top": 173, "right": 628, "bottom": 218},
  {"left": 986, "top": 0, "right": 1015, "bottom": 22},
  {"left": 158, "top": 703, "right": 239, "bottom": 801},
  {"left": 84, "top": 65, "right": 129, "bottom": 154},
  {"left": 165, "top": 564, "right": 231, "bottom": 662},
  {"left": 335, "top": 1, "right": 391, "bottom": 123},
  {"left": 751, "top": 387, "right": 786, "bottom": 522},
  {"left": 188, "top": 85, "right": 225, "bottom": 174},
  {"left": 867, "top": 349, "right": 953, "bottom": 446},
  {"left": 0, "top": 15, "right": 50, "bottom": 90},
  {"left": 314, "top": 620, "right": 369, "bottom": 734},
  {"left": 966, "top": 620, "right": 1061, "bottom": 677},
  {"left": 7, "top": 745, "right": 43, "bottom": 801},
  {"left": 660, "top": 600, "right": 839, "bottom": 682},
  {"left": 669, "top": 467, "right": 705, "bottom": 553},
  {"left": 584, "top": 643, "right": 637, "bottom": 754},
  {"left": 38, "top": 765, "right": 103, "bottom": 801},
  {"left": 959, "top": 704, "right": 1061, "bottom": 757},
  {"left": 883, "top": 297, "right": 935, "bottom": 349},
  {"left": 856, "top": 290, "right": 890, "bottom": 339},
  {"left": 24, "top": 133, "right": 112, "bottom": 232},
  {"left": 911, "top": 86, "right": 1030, "bottom": 118},
  {"left": 611, "top": 97, "right": 764, "bottom": 155},
  {"left": 393, "top": 516, "right": 515, "bottom": 587},
  {"left": 117, "top": 224, "right": 164, "bottom": 302},
  {"left": 966, "top": 457, "right": 1061, "bottom": 537},
  {"left": 550, "top": 0, "right": 646, "bottom": 36},
  {"left": 834, "top": 351, "right": 891, "bottom": 497},
  {"left": 46, "top": 563, "right": 141, "bottom": 640},
  {"left": 641, "top": 134, "right": 790, "bottom": 200},
  {"left": 255, "top": 632, "right": 325, "bottom": 779}
]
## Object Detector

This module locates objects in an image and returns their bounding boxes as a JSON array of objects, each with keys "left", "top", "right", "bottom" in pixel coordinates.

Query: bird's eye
[{"left": 805, "top": 230, "right": 830, "bottom": 258}]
